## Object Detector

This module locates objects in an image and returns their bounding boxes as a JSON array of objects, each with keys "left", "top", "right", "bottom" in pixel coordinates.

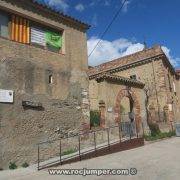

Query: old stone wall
[
  {"left": 113, "top": 58, "right": 179, "bottom": 130},
  {"left": 0, "top": 0, "right": 90, "bottom": 169},
  {"left": 175, "top": 76, "right": 180, "bottom": 122}
]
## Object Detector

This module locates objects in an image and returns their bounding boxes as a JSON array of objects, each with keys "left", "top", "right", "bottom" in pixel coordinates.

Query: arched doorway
[
  {"left": 120, "top": 96, "right": 134, "bottom": 122},
  {"left": 114, "top": 88, "right": 141, "bottom": 132}
]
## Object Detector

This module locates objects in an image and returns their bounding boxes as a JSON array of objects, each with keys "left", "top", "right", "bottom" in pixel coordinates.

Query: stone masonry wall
[
  {"left": 0, "top": 0, "right": 90, "bottom": 169},
  {"left": 113, "top": 58, "right": 179, "bottom": 130}
]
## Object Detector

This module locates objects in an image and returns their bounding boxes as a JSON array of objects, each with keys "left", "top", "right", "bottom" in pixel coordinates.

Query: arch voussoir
[{"left": 114, "top": 88, "right": 142, "bottom": 133}]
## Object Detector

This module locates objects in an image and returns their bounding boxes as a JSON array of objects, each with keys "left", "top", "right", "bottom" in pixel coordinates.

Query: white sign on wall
[
  {"left": 107, "top": 107, "right": 113, "bottom": 112},
  {"left": 0, "top": 89, "right": 14, "bottom": 103}
]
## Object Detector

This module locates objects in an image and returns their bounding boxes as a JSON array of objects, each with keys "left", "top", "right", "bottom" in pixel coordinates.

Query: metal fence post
[
  {"left": 107, "top": 128, "right": 110, "bottom": 150},
  {"left": 78, "top": 135, "right": 81, "bottom": 161},
  {"left": 60, "top": 139, "right": 62, "bottom": 165},
  {"left": 118, "top": 122, "right": 121, "bottom": 143},
  {"left": 37, "top": 144, "right": 40, "bottom": 171},
  {"left": 136, "top": 127, "right": 139, "bottom": 138},
  {"left": 94, "top": 131, "right": 97, "bottom": 155},
  {"left": 142, "top": 122, "right": 145, "bottom": 138},
  {"left": 129, "top": 123, "right": 132, "bottom": 140}
]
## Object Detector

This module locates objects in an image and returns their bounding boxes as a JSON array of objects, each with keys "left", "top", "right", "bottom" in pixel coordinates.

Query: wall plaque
[{"left": 0, "top": 89, "right": 14, "bottom": 103}]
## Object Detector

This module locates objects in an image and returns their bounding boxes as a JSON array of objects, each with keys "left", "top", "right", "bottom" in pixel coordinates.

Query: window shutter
[
  {"left": 11, "top": 15, "right": 30, "bottom": 44},
  {"left": 31, "top": 27, "right": 46, "bottom": 46}
]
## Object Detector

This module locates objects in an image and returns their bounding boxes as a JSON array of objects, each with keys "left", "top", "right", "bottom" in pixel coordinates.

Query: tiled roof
[
  {"left": 176, "top": 69, "right": 180, "bottom": 77},
  {"left": 88, "top": 45, "right": 165, "bottom": 77},
  {"left": 31, "top": 0, "right": 90, "bottom": 29},
  {"left": 95, "top": 74, "right": 145, "bottom": 88}
]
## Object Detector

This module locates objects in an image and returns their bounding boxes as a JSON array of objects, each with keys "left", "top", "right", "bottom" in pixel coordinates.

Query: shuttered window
[
  {"left": 0, "top": 12, "right": 9, "bottom": 38},
  {"left": 31, "top": 27, "right": 46, "bottom": 46},
  {"left": 30, "top": 26, "right": 62, "bottom": 53},
  {"left": 0, "top": 11, "right": 64, "bottom": 53},
  {"left": 11, "top": 15, "right": 30, "bottom": 44}
]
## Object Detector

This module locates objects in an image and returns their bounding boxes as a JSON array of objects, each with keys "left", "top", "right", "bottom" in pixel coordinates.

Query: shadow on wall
[{"left": 22, "top": 100, "right": 45, "bottom": 111}]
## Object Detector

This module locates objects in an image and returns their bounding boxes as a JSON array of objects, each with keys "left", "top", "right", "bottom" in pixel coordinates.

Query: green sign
[{"left": 45, "top": 31, "right": 62, "bottom": 48}]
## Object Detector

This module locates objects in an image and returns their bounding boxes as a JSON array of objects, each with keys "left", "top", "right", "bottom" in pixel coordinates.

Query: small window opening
[
  {"left": 130, "top": 75, "right": 137, "bottom": 80},
  {"left": 49, "top": 75, "right": 53, "bottom": 84}
]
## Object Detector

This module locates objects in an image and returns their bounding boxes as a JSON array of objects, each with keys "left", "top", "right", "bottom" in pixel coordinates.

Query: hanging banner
[
  {"left": 45, "top": 31, "right": 62, "bottom": 48},
  {"left": 11, "top": 15, "right": 30, "bottom": 44}
]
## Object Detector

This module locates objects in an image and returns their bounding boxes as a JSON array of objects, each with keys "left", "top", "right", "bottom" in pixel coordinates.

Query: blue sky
[{"left": 35, "top": 0, "right": 180, "bottom": 68}]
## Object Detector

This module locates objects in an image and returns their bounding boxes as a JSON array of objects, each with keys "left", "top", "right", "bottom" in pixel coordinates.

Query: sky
[{"left": 35, "top": 0, "right": 180, "bottom": 68}]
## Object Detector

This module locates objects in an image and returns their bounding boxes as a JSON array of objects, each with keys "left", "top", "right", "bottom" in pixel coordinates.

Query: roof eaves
[
  {"left": 32, "top": 0, "right": 90, "bottom": 30},
  {"left": 89, "top": 54, "right": 164, "bottom": 79},
  {"left": 96, "top": 74, "right": 145, "bottom": 88}
]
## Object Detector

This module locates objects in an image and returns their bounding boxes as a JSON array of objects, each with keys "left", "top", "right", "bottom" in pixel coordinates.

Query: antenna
[{"left": 143, "top": 36, "right": 147, "bottom": 49}]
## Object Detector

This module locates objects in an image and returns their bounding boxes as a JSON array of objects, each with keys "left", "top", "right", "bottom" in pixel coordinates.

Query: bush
[
  {"left": 148, "top": 123, "right": 161, "bottom": 136},
  {"left": 62, "top": 148, "right": 77, "bottom": 156},
  {"left": 144, "top": 130, "right": 176, "bottom": 141},
  {"left": 9, "top": 162, "right": 17, "bottom": 170},
  {"left": 22, "top": 162, "right": 29, "bottom": 168},
  {"left": 90, "top": 110, "right": 100, "bottom": 127}
]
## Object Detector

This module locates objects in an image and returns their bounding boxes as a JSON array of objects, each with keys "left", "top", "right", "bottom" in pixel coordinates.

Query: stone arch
[{"left": 114, "top": 88, "right": 141, "bottom": 132}]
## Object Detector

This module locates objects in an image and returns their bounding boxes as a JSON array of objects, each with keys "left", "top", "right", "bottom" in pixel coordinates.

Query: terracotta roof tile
[
  {"left": 31, "top": 0, "right": 90, "bottom": 29},
  {"left": 96, "top": 74, "right": 145, "bottom": 88},
  {"left": 88, "top": 45, "right": 164, "bottom": 77}
]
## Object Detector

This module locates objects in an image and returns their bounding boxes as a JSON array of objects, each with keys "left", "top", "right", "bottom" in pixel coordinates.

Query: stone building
[
  {"left": 89, "top": 46, "right": 180, "bottom": 132},
  {"left": 0, "top": 0, "right": 90, "bottom": 168},
  {"left": 89, "top": 73, "right": 146, "bottom": 133}
]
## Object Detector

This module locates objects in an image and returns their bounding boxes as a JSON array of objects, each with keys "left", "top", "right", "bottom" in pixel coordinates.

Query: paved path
[{"left": 0, "top": 137, "right": 180, "bottom": 180}]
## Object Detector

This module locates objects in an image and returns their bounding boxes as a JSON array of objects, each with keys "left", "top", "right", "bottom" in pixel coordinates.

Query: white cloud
[
  {"left": 42, "top": 0, "right": 69, "bottom": 12},
  {"left": 89, "top": 0, "right": 111, "bottom": 7},
  {"left": 87, "top": 37, "right": 180, "bottom": 67},
  {"left": 75, "top": 3, "right": 85, "bottom": 12},
  {"left": 162, "top": 46, "right": 180, "bottom": 67},
  {"left": 87, "top": 37, "right": 144, "bottom": 66},
  {"left": 122, "top": 0, "right": 131, "bottom": 13}
]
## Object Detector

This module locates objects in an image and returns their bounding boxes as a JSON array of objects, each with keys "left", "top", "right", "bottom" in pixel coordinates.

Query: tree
[{"left": 143, "top": 78, "right": 160, "bottom": 135}]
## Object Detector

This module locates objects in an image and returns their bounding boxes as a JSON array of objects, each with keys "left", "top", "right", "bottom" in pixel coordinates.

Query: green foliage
[
  {"left": 22, "top": 162, "right": 29, "bottom": 168},
  {"left": 144, "top": 131, "right": 176, "bottom": 141},
  {"left": 62, "top": 148, "right": 77, "bottom": 156},
  {"left": 9, "top": 162, "right": 17, "bottom": 170},
  {"left": 148, "top": 123, "right": 161, "bottom": 136},
  {"left": 90, "top": 110, "right": 100, "bottom": 127}
]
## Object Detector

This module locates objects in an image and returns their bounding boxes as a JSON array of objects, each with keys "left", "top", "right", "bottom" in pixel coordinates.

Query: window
[
  {"left": 30, "top": 25, "right": 62, "bottom": 53},
  {"left": 48, "top": 75, "right": 53, "bottom": 84},
  {"left": 0, "top": 10, "right": 64, "bottom": 53},
  {"left": 0, "top": 12, "right": 9, "bottom": 38},
  {"left": 130, "top": 75, "right": 137, "bottom": 80}
]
